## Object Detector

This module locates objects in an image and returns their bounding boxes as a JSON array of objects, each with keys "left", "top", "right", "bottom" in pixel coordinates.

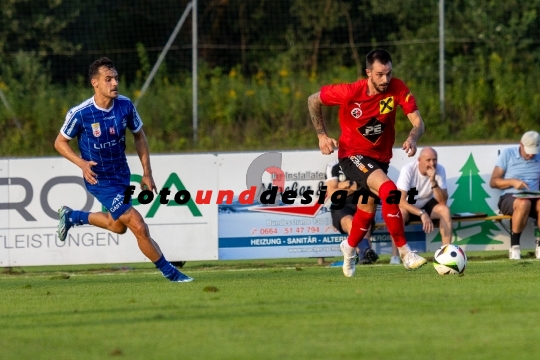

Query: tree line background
[{"left": 1, "top": 0, "right": 540, "bottom": 156}]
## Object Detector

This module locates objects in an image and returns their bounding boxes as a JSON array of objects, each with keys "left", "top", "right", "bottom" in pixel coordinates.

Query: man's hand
[
  {"left": 404, "top": 112, "right": 424, "bottom": 157},
  {"left": 55, "top": 133, "right": 100, "bottom": 185},
  {"left": 420, "top": 213, "right": 434, "bottom": 233},
  {"left": 81, "top": 161, "right": 98, "bottom": 185},
  {"left": 512, "top": 179, "right": 529, "bottom": 190},
  {"left": 402, "top": 139, "right": 417, "bottom": 157},
  {"left": 426, "top": 166, "right": 436, "bottom": 181},
  {"left": 141, "top": 174, "right": 157, "bottom": 193},
  {"left": 318, "top": 135, "right": 338, "bottom": 155}
]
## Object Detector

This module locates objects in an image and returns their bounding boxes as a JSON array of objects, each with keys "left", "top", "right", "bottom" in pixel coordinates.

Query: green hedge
[{"left": 1, "top": 54, "right": 538, "bottom": 157}]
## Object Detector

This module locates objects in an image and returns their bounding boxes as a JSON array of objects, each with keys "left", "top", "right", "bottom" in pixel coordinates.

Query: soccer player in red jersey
[{"left": 308, "top": 49, "right": 428, "bottom": 277}]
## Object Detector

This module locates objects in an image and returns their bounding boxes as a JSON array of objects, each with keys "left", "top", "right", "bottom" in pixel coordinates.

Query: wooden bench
[{"left": 374, "top": 213, "right": 512, "bottom": 233}]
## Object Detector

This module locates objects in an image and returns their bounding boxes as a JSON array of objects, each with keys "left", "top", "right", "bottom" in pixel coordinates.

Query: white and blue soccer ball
[{"left": 433, "top": 244, "right": 467, "bottom": 275}]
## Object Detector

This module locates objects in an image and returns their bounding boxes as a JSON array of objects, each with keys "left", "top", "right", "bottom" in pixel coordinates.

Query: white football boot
[
  {"left": 536, "top": 243, "right": 540, "bottom": 260},
  {"left": 399, "top": 244, "right": 427, "bottom": 270},
  {"left": 509, "top": 245, "right": 521, "bottom": 260},
  {"left": 340, "top": 240, "right": 357, "bottom": 277},
  {"left": 389, "top": 255, "right": 401, "bottom": 265}
]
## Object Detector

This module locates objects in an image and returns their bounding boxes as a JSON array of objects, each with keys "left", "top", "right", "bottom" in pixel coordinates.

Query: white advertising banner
[
  {"left": 1, "top": 154, "right": 218, "bottom": 266},
  {"left": 0, "top": 159, "right": 9, "bottom": 267},
  {"left": 216, "top": 144, "right": 532, "bottom": 259},
  {"left": 383, "top": 144, "right": 528, "bottom": 253},
  {"left": 217, "top": 151, "right": 344, "bottom": 260},
  {"left": 1, "top": 144, "right": 532, "bottom": 266}
]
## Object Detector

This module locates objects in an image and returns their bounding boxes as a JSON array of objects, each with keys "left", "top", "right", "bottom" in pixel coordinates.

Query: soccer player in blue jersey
[{"left": 54, "top": 57, "right": 193, "bottom": 283}]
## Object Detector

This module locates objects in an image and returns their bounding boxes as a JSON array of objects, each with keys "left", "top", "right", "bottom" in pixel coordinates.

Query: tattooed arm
[
  {"left": 308, "top": 92, "right": 327, "bottom": 136},
  {"left": 308, "top": 92, "right": 338, "bottom": 155},
  {"left": 403, "top": 110, "right": 425, "bottom": 157}
]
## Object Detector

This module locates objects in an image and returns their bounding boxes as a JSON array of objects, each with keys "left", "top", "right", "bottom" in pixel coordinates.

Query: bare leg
[
  {"left": 89, "top": 212, "right": 128, "bottom": 234},
  {"left": 430, "top": 204, "right": 452, "bottom": 245},
  {"left": 340, "top": 215, "right": 353, "bottom": 235},
  {"left": 536, "top": 199, "right": 540, "bottom": 225},
  {"left": 117, "top": 207, "right": 162, "bottom": 262},
  {"left": 391, "top": 242, "right": 399, "bottom": 257},
  {"left": 512, "top": 199, "right": 531, "bottom": 233},
  {"left": 151, "top": 238, "right": 163, "bottom": 253}
]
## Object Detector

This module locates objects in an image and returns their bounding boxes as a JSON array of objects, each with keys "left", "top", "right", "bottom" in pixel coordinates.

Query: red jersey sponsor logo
[
  {"left": 357, "top": 117, "right": 386, "bottom": 144},
  {"left": 379, "top": 96, "right": 394, "bottom": 114},
  {"left": 351, "top": 102, "right": 363, "bottom": 119}
]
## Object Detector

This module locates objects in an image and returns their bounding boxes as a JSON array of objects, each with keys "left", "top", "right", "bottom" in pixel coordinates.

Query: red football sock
[
  {"left": 348, "top": 208, "right": 375, "bottom": 248},
  {"left": 379, "top": 180, "right": 407, "bottom": 248}
]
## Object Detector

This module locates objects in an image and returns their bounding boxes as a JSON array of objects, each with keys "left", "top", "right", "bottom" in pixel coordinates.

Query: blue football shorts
[{"left": 86, "top": 181, "right": 132, "bottom": 221}]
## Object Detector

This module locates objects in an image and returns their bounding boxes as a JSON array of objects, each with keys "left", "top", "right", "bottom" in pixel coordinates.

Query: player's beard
[{"left": 371, "top": 78, "right": 389, "bottom": 93}]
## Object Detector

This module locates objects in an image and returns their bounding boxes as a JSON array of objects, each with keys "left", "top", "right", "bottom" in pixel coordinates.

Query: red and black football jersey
[{"left": 320, "top": 78, "right": 417, "bottom": 163}]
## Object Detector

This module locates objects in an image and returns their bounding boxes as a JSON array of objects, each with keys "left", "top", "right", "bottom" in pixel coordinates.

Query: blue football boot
[
  {"left": 57, "top": 206, "right": 74, "bottom": 242},
  {"left": 170, "top": 270, "right": 194, "bottom": 283}
]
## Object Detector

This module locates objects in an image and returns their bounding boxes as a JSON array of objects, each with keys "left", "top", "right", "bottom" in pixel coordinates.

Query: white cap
[{"left": 521, "top": 131, "right": 540, "bottom": 155}]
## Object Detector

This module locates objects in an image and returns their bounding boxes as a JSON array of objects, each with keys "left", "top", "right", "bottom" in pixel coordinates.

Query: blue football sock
[
  {"left": 71, "top": 210, "right": 90, "bottom": 225},
  {"left": 154, "top": 254, "right": 168, "bottom": 268},
  {"left": 153, "top": 254, "right": 180, "bottom": 280},
  {"left": 357, "top": 238, "right": 370, "bottom": 259}
]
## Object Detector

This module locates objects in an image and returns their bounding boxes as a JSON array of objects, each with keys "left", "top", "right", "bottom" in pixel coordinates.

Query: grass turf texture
[{"left": 1, "top": 253, "right": 539, "bottom": 360}]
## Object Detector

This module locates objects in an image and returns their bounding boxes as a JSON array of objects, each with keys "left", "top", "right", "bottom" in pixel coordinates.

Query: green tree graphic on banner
[{"left": 432, "top": 153, "right": 503, "bottom": 245}]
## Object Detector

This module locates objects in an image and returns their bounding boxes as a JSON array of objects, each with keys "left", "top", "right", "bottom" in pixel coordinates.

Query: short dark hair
[
  {"left": 89, "top": 57, "right": 115, "bottom": 80},
  {"left": 366, "top": 49, "right": 392, "bottom": 69}
]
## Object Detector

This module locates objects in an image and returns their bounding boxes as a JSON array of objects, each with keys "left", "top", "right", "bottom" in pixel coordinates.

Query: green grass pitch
[{"left": 1, "top": 253, "right": 539, "bottom": 360}]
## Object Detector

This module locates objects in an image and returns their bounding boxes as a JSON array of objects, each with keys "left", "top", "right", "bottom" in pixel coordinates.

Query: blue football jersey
[{"left": 60, "top": 95, "right": 143, "bottom": 185}]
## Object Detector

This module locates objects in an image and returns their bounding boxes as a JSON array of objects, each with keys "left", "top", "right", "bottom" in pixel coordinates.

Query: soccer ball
[{"left": 433, "top": 244, "right": 467, "bottom": 275}]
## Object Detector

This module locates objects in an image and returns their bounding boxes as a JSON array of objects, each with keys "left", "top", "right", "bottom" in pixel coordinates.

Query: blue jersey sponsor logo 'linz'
[{"left": 60, "top": 95, "right": 143, "bottom": 185}]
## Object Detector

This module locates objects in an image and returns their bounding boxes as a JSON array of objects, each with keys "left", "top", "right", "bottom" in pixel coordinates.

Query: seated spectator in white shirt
[{"left": 390, "top": 147, "right": 452, "bottom": 264}]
